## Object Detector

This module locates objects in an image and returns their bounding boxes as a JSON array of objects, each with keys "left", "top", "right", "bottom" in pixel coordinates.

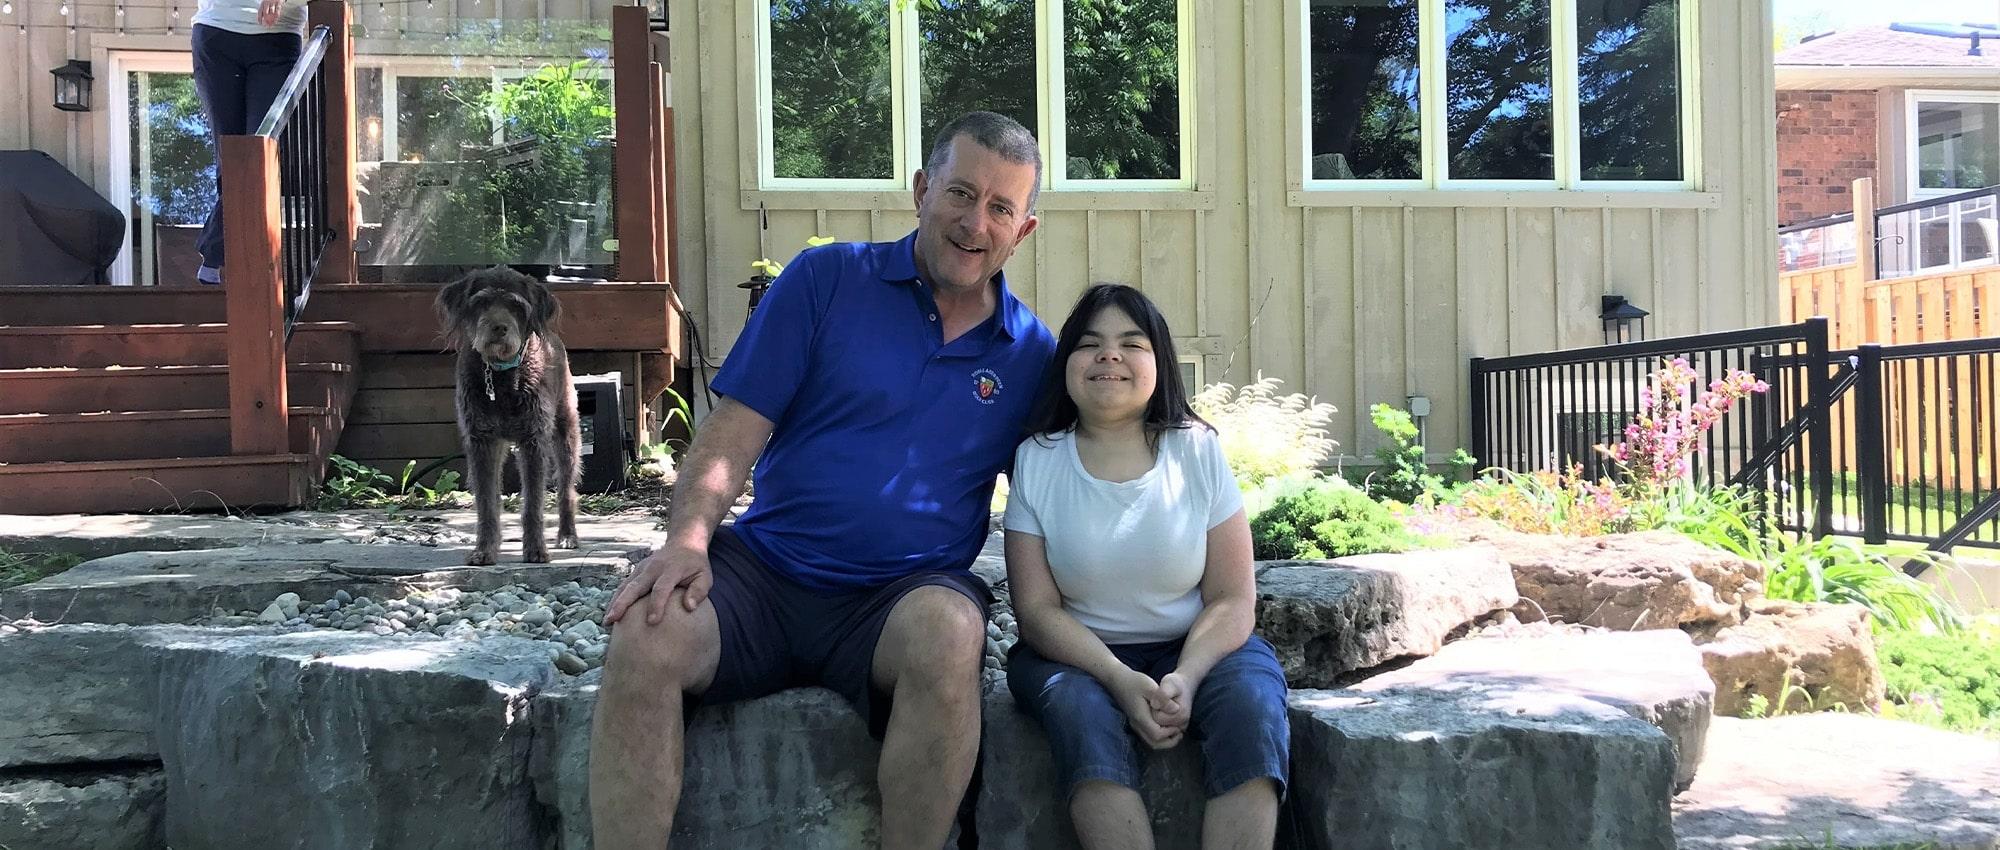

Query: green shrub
[
  {"left": 1360, "top": 403, "right": 1474, "bottom": 505},
  {"left": 1250, "top": 478, "right": 1410, "bottom": 560},
  {"left": 0, "top": 549, "right": 83, "bottom": 591},
  {"left": 1191, "top": 375, "right": 1337, "bottom": 488},
  {"left": 1877, "top": 621, "right": 2000, "bottom": 738},
  {"left": 1674, "top": 508, "right": 1964, "bottom": 634}
]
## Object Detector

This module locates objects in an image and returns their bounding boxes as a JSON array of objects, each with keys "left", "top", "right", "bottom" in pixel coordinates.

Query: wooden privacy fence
[{"left": 1781, "top": 177, "right": 2000, "bottom": 496}]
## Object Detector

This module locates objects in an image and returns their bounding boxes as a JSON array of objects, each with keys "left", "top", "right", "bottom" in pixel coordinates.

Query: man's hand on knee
[{"left": 607, "top": 541, "right": 714, "bottom": 626}]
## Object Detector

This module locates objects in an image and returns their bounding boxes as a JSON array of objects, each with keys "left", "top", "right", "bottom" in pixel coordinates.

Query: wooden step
[
  {"left": 0, "top": 322, "right": 360, "bottom": 369},
  {"left": 0, "top": 362, "right": 353, "bottom": 415},
  {"left": 0, "top": 455, "right": 315, "bottom": 514},
  {"left": 0, "top": 407, "right": 337, "bottom": 464}
]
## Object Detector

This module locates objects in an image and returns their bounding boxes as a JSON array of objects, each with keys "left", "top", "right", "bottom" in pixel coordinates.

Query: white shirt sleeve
[
  {"left": 1202, "top": 428, "right": 1245, "bottom": 529},
  {"left": 1002, "top": 441, "right": 1044, "bottom": 536}
]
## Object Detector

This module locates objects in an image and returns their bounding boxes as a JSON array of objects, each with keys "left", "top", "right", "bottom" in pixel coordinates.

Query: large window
[
  {"left": 758, "top": 0, "right": 1190, "bottom": 190},
  {"left": 1305, "top": 0, "right": 1691, "bottom": 190},
  {"left": 1909, "top": 92, "right": 2000, "bottom": 199}
]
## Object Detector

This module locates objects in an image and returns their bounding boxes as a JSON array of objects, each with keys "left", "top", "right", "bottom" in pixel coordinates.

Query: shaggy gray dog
[{"left": 436, "top": 266, "right": 581, "bottom": 564}]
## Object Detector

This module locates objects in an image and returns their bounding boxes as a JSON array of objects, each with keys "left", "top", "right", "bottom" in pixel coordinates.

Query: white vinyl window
[
  {"left": 1300, "top": 0, "right": 1697, "bottom": 191},
  {"left": 1907, "top": 90, "right": 2000, "bottom": 201},
  {"left": 754, "top": 0, "right": 1195, "bottom": 191}
]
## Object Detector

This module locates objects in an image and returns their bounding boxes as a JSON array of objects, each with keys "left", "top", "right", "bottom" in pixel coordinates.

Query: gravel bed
[{"left": 196, "top": 581, "right": 1023, "bottom": 678}]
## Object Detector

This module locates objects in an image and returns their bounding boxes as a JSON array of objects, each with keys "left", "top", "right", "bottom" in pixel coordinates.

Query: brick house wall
[{"left": 1776, "top": 90, "right": 1879, "bottom": 226}]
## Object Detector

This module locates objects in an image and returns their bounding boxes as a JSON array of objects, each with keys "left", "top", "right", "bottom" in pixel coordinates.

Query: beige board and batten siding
[{"left": 671, "top": 0, "right": 1778, "bottom": 464}]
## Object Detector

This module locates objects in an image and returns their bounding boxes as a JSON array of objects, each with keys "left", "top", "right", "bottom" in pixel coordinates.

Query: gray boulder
[
  {"left": 1287, "top": 686, "right": 1677, "bottom": 850},
  {"left": 0, "top": 624, "right": 156, "bottom": 767},
  {"left": 1354, "top": 628, "right": 1714, "bottom": 791},
  {"left": 1455, "top": 528, "right": 1763, "bottom": 630},
  {"left": 1692, "top": 599, "right": 1885, "bottom": 716},
  {"left": 0, "top": 767, "right": 164, "bottom": 850},
  {"left": 1254, "top": 548, "right": 1519, "bottom": 687},
  {"left": 146, "top": 628, "right": 555, "bottom": 849}
]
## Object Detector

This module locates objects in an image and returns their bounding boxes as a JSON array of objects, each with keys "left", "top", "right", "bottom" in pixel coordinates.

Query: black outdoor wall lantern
[
  {"left": 51, "top": 60, "right": 92, "bottom": 112},
  {"left": 1601, "top": 294, "right": 1650, "bottom": 344}
]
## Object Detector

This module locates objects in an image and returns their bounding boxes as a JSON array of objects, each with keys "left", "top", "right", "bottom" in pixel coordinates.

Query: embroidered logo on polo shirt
[{"left": 971, "top": 368, "right": 1003, "bottom": 404}]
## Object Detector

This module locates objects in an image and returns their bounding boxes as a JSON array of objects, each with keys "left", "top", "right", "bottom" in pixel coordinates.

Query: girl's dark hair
[{"left": 1024, "top": 283, "right": 1210, "bottom": 447}]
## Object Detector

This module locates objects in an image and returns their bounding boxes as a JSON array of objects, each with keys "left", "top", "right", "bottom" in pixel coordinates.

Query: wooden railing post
[
  {"left": 613, "top": 3, "right": 662, "bottom": 282},
  {"left": 221, "top": 135, "right": 290, "bottom": 456},
  {"left": 309, "top": 0, "right": 356, "bottom": 285}
]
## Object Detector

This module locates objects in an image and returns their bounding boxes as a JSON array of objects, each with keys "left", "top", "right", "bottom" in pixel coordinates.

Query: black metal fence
[
  {"left": 1470, "top": 320, "right": 2000, "bottom": 552},
  {"left": 254, "top": 25, "right": 335, "bottom": 341}
]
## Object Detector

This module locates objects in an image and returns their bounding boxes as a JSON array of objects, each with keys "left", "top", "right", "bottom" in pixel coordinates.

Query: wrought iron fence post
[
  {"left": 1853, "top": 344, "right": 1889, "bottom": 544},
  {"left": 1805, "top": 317, "right": 1835, "bottom": 538},
  {"left": 1469, "top": 357, "right": 1488, "bottom": 469}
]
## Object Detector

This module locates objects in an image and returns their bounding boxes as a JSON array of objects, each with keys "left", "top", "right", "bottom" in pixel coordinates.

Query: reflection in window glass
[
  {"left": 1308, "top": 0, "right": 1421, "bottom": 180},
  {"left": 769, "top": 0, "right": 894, "bottom": 180},
  {"left": 1576, "top": 0, "right": 1681, "bottom": 181},
  {"left": 128, "top": 70, "right": 215, "bottom": 286},
  {"left": 1919, "top": 205, "right": 1952, "bottom": 270},
  {"left": 356, "top": 68, "right": 384, "bottom": 161},
  {"left": 1445, "top": 0, "right": 1553, "bottom": 180},
  {"left": 395, "top": 75, "right": 490, "bottom": 162},
  {"left": 1961, "top": 197, "right": 1996, "bottom": 265},
  {"left": 1063, "top": 0, "right": 1180, "bottom": 180},
  {"left": 920, "top": 0, "right": 1036, "bottom": 161},
  {"left": 1916, "top": 100, "right": 2000, "bottom": 193}
]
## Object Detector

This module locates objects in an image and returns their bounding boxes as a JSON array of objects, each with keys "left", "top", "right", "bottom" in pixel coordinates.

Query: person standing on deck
[{"left": 190, "top": 0, "right": 306, "bottom": 285}]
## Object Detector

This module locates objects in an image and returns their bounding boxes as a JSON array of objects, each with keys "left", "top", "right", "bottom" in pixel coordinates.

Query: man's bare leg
[
  {"left": 588, "top": 590, "right": 721, "bottom": 850},
  {"left": 1071, "top": 780, "right": 1154, "bottom": 850},
  {"left": 1200, "top": 778, "right": 1278, "bottom": 850},
  {"left": 870, "top": 586, "right": 988, "bottom": 850}
]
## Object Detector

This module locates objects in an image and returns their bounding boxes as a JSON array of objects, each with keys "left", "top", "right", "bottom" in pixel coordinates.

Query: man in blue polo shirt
[{"left": 590, "top": 111, "right": 1056, "bottom": 850}]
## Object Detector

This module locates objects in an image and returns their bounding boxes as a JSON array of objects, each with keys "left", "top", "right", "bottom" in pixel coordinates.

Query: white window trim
[
  {"left": 748, "top": 0, "right": 1197, "bottom": 194},
  {"left": 1289, "top": 0, "right": 1702, "bottom": 196},
  {"left": 1904, "top": 89, "right": 2000, "bottom": 202}
]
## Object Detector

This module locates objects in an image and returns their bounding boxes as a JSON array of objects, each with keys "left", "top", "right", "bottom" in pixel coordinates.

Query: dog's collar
[{"left": 488, "top": 351, "right": 524, "bottom": 372}]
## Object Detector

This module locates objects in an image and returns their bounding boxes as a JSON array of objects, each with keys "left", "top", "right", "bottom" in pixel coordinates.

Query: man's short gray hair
[{"left": 924, "top": 111, "right": 1042, "bottom": 212}]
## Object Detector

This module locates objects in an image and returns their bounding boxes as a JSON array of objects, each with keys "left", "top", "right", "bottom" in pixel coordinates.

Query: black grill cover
[{"left": 0, "top": 150, "right": 126, "bottom": 285}]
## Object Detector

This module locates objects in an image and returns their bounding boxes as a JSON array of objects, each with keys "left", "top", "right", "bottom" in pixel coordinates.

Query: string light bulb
[
  {"left": 2, "top": 2, "right": 13, "bottom": 15},
  {"left": 58, "top": 2, "right": 68, "bottom": 15}
]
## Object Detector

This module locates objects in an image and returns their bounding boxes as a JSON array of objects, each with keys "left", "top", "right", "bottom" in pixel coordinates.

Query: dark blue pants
[{"left": 191, "top": 23, "right": 300, "bottom": 277}]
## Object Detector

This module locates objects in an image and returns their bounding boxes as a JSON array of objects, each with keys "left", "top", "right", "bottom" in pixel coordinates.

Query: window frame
[
  {"left": 1291, "top": 0, "right": 1702, "bottom": 194},
  {"left": 1905, "top": 89, "right": 2000, "bottom": 202},
  {"left": 750, "top": 0, "right": 1198, "bottom": 193}
]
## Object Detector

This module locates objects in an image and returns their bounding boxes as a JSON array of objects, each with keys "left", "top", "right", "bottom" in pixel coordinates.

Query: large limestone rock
[
  {"left": 0, "top": 767, "right": 164, "bottom": 850},
  {"left": 1675, "top": 715, "right": 2000, "bottom": 849},
  {"left": 0, "top": 543, "right": 638, "bottom": 625},
  {"left": 977, "top": 688, "right": 1206, "bottom": 850},
  {"left": 1253, "top": 548, "right": 1519, "bottom": 687},
  {"left": 532, "top": 678, "right": 901, "bottom": 850},
  {"left": 1693, "top": 599, "right": 1885, "bottom": 716},
  {"left": 1357, "top": 628, "right": 1714, "bottom": 791},
  {"left": 1461, "top": 528, "right": 1763, "bottom": 630},
  {"left": 146, "top": 628, "right": 555, "bottom": 849},
  {"left": 0, "top": 625, "right": 156, "bottom": 767},
  {"left": 1287, "top": 687, "right": 1678, "bottom": 850}
]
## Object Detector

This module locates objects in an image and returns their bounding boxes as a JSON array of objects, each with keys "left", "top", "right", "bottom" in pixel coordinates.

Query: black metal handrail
[
  {"left": 254, "top": 25, "right": 334, "bottom": 342},
  {"left": 1874, "top": 183, "right": 2000, "bottom": 219},
  {"left": 1778, "top": 212, "right": 1853, "bottom": 235},
  {"left": 1470, "top": 321, "right": 2000, "bottom": 553}
]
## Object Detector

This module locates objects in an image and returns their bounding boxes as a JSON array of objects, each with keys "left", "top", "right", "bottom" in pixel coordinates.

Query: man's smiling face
[{"left": 912, "top": 135, "right": 1039, "bottom": 296}]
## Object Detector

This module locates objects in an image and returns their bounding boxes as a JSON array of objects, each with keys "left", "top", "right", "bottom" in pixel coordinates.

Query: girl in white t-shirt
[{"left": 1005, "top": 283, "right": 1289, "bottom": 849}]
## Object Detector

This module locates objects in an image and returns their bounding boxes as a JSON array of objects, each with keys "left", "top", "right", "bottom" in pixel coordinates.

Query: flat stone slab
[
  {"left": 0, "top": 766, "right": 164, "bottom": 850},
  {"left": 1356, "top": 628, "right": 1714, "bottom": 791},
  {"left": 0, "top": 509, "right": 666, "bottom": 560},
  {"left": 1674, "top": 715, "right": 2000, "bottom": 849},
  {"left": 0, "top": 624, "right": 156, "bottom": 767},
  {"left": 1253, "top": 548, "right": 1519, "bottom": 688},
  {"left": 1287, "top": 686, "right": 1677, "bottom": 850},
  {"left": 145, "top": 627, "right": 557, "bottom": 849},
  {"left": 0, "top": 543, "right": 641, "bottom": 625}
]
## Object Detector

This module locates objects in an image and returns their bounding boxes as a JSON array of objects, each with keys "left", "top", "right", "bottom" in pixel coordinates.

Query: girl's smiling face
[{"left": 1065, "top": 304, "right": 1158, "bottom": 426}]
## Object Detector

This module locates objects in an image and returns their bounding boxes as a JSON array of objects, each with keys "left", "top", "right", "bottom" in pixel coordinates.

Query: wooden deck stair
[{"left": 0, "top": 322, "right": 362, "bottom": 514}]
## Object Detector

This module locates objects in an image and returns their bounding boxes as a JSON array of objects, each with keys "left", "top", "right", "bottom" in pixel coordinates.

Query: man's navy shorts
[{"left": 695, "top": 525, "right": 993, "bottom": 737}]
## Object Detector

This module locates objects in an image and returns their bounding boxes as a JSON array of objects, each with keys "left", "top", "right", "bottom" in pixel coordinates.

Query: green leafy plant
[
  {"left": 1361, "top": 403, "right": 1475, "bottom": 505},
  {"left": 1444, "top": 466, "right": 1637, "bottom": 536},
  {"left": 316, "top": 455, "right": 395, "bottom": 509},
  {"left": 1676, "top": 514, "right": 1963, "bottom": 634},
  {"left": 0, "top": 549, "right": 84, "bottom": 591},
  {"left": 1191, "top": 375, "right": 1338, "bottom": 488},
  {"left": 1250, "top": 478, "right": 1410, "bottom": 560},
  {"left": 1877, "top": 619, "right": 2000, "bottom": 738}
]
